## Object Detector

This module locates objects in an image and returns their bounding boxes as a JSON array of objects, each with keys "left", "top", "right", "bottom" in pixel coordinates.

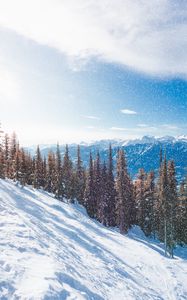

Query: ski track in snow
[{"left": 0, "top": 179, "right": 187, "bottom": 300}]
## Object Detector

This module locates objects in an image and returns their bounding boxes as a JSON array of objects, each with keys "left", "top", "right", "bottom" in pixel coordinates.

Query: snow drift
[{"left": 0, "top": 179, "right": 187, "bottom": 300}]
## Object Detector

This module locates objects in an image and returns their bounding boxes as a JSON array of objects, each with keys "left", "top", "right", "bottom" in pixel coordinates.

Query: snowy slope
[{"left": 0, "top": 180, "right": 187, "bottom": 300}]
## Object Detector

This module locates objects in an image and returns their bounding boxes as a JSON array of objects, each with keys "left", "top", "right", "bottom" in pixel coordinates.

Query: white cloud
[
  {"left": 0, "top": 0, "right": 186, "bottom": 77},
  {"left": 111, "top": 126, "right": 158, "bottom": 132},
  {"left": 121, "top": 109, "right": 137, "bottom": 115},
  {"left": 84, "top": 115, "right": 100, "bottom": 120},
  {"left": 137, "top": 124, "right": 148, "bottom": 127},
  {"left": 161, "top": 124, "right": 179, "bottom": 130},
  {"left": 111, "top": 127, "right": 128, "bottom": 131},
  {"left": 86, "top": 126, "right": 95, "bottom": 129}
]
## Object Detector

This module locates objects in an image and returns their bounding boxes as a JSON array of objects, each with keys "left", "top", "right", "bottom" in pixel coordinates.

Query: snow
[{"left": 0, "top": 179, "right": 187, "bottom": 300}]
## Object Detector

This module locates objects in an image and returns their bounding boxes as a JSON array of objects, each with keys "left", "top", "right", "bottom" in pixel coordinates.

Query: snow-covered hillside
[{"left": 0, "top": 180, "right": 187, "bottom": 300}]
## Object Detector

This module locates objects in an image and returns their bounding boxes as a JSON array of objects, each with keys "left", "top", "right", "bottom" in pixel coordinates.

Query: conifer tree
[
  {"left": 10, "top": 132, "right": 17, "bottom": 160},
  {"left": 33, "top": 146, "right": 43, "bottom": 189},
  {"left": 45, "top": 151, "right": 56, "bottom": 193},
  {"left": 62, "top": 145, "right": 74, "bottom": 201},
  {"left": 13, "top": 148, "right": 21, "bottom": 181},
  {"left": 99, "top": 162, "right": 108, "bottom": 225},
  {"left": 4, "top": 133, "right": 10, "bottom": 178},
  {"left": 106, "top": 144, "right": 116, "bottom": 226},
  {"left": 135, "top": 168, "right": 146, "bottom": 230},
  {"left": 177, "top": 179, "right": 187, "bottom": 244},
  {"left": 9, "top": 132, "right": 18, "bottom": 179},
  {"left": 25, "top": 152, "right": 34, "bottom": 185},
  {"left": 158, "top": 156, "right": 176, "bottom": 256},
  {"left": 84, "top": 152, "right": 95, "bottom": 218},
  {"left": 143, "top": 171, "right": 156, "bottom": 237},
  {"left": 132, "top": 183, "right": 138, "bottom": 224},
  {"left": 19, "top": 148, "right": 27, "bottom": 186},
  {"left": 93, "top": 151, "right": 102, "bottom": 219},
  {"left": 40, "top": 156, "right": 47, "bottom": 188},
  {"left": 157, "top": 156, "right": 167, "bottom": 242},
  {"left": 75, "top": 145, "right": 85, "bottom": 204},
  {"left": 54, "top": 143, "right": 64, "bottom": 199},
  {"left": 167, "top": 160, "right": 178, "bottom": 256},
  {"left": 0, "top": 146, "right": 5, "bottom": 179},
  {"left": 115, "top": 149, "right": 132, "bottom": 233},
  {"left": 0, "top": 125, "right": 5, "bottom": 178}
]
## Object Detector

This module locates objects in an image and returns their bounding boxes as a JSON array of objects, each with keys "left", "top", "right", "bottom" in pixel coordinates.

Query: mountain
[
  {"left": 0, "top": 179, "right": 187, "bottom": 299},
  {"left": 26, "top": 136, "right": 187, "bottom": 180}
]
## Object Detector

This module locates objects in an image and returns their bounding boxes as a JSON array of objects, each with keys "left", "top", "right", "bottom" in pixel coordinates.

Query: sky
[{"left": 0, "top": 0, "right": 187, "bottom": 145}]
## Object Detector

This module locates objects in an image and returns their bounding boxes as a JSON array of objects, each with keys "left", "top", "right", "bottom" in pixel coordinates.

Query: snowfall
[{"left": 0, "top": 179, "right": 187, "bottom": 300}]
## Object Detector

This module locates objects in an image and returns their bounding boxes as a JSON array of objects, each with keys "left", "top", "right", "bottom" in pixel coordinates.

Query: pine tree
[
  {"left": 0, "top": 146, "right": 5, "bottom": 179},
  {"left": 25, "top": 152, "right": 34, "bottom": 185},
  {"left": 93, "top": 151, "right": 102, "bottom": 219},
  {"left": 45, "top": 151, "right": 56, "bottom": 193},
  {"left": 19, "top": 148, "right": 27, "bottom": 186},
  {"left": 33, "top": 146, "right": 43, "bottom": 189},
  {"left": 158, "top": 156, "right": 176, "bottom": 256},
  {"left": 115, "top": 149, "right": 132, "bottom": 233},
  {"left": 84, "top": 152, "right": 95, "bottom": 218},
  {"left": 154, "top": 148, "right": 164, "bottom": 238},
  {"left": 99, "top": 162, "right": 108, "bottom": 225},
  {"left": 143, "top": 171, "right": 156, "bottom": 237},
  {"left": 135, "top": 168, "right": 146, "bottom": 230},
  {"left": 62, "top": 145, "right": 74, "bottom": 201},
  {"left": 157, "top": 156, "right": 168, "bottom": 243},
  {"left": 10, "top": 132, "right": 17, "bottom": 160},
  {"left": 41, "top": 156, "right": 47, "bottom": 188},
  {"left": 4, "top": 133, "right": 10, "bottom": 178},
  {"left": 176, "top": 179, "right": 187, "bottom": 244},
  {"left": 13, "top": 148, "right": 21, "bottom": 182},
  {"left": 75, "top": 145, "right": 85, "bottom": 204},
  {"left": 106, "top": 144, "right": 116, "bottom": 226},
  {"left": 0, "top": 125, "right": 5, "bottom": 179},
  {"left": 9, "top": 132, "right": 18, "bottom": 179},
  {"left": 167, "top": 160, "right": 178, "bottom": 257},
  {"left": 159, "top": 147, "right": 163, "bottom": 167},
  {"left": 54, "top": 143, "right": 64, "bottom": 199}
]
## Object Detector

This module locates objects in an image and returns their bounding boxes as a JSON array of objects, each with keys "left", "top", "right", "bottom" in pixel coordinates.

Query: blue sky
[{"left": 0, "top": 0, "right": 187, "bottom": 145}]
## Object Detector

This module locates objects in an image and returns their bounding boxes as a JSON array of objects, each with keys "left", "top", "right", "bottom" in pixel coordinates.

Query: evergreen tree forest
[{"left": 0, "top": 130, "right": 186, "bottom": 256}]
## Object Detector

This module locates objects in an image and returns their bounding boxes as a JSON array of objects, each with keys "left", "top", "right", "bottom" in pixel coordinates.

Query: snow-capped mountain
[
  {"left": 26, "top": 136, "right": 187, "bottom": 180},
  {"left": 0, "top": 179, "right": 187, "bottom": 299}
]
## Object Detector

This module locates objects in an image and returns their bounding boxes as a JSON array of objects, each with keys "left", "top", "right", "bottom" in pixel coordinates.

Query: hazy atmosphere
[{"left": 0, "top": 0, "right": 187, "bottom": 145}]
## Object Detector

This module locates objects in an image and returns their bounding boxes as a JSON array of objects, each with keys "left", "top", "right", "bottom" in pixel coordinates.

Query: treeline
[{"left": 0, "top": 132, "right": 187, "bottom": 256}]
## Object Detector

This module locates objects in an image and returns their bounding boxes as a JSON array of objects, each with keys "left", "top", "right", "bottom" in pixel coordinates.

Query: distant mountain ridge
[{"left": 26, "top": 136, "right": 187, "bottom": 180}]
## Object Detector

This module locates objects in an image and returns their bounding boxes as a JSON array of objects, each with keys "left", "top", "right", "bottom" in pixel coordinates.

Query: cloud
[
  {"left": 86, "top": 126, "right": 95, "bottom": 129},
  {"left": 121, "top": 109, "right": 137, "bottom": 115},
  {"left": 161, "top": 124, "right": 179, "bottom": 130},
  {"left": 111, "top": 126, "right": 158, "bottom": 132},
  {"left": 0, "top": 0, "right": 186, "bottom": 78},
  {"left": 137, "top": 124, "right": 148, "bottom": 127},
  {"left": 111, "top": 127, "right": 128, "bottom": 131},
  {"left": 84, "top": 115, "right": 100, "bottom": 120}
]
